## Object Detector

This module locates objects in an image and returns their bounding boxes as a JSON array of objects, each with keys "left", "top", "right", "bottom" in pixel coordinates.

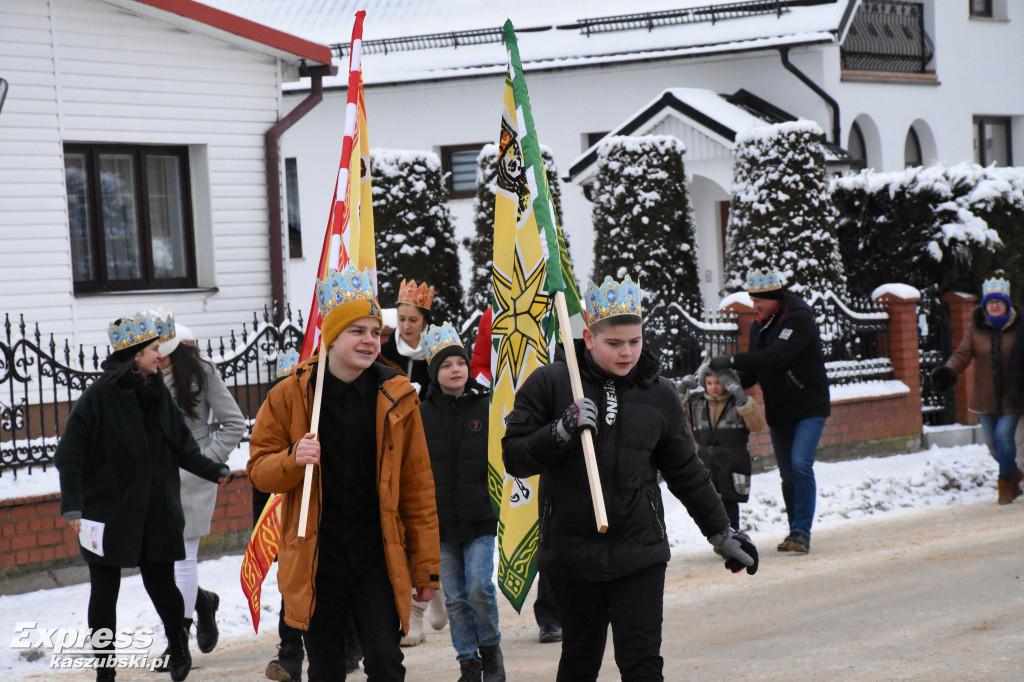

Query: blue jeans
[
  {"left": 769, "top": 416, "right": 826, "bottom": 538},
  {"left": 440, "top": 535, "right": 501, "bottom": 661},
  {"left": 977, "top": 412, "right": 1020, "bottom": 480}
]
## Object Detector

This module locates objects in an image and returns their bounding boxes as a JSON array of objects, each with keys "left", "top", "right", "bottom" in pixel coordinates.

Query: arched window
[
  {"left": 848, "top": 122, "right": 867, "bottom": 171},
  {"left": 904, "top": 127, "right": 923, "bottom": 168}
]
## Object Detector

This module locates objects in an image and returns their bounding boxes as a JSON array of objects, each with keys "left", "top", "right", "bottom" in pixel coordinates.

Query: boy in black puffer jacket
[
  {"left": 502, "top": 275, "right": 758, "bottom": 682},
  {"left": 420, "top": 322, "right": 505, "bottom": 682}
]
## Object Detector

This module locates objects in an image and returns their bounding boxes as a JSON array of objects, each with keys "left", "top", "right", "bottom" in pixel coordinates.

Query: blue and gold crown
[
  {"left": 982, "top": 277, "right": 1011, "bottom": 300},
  {"left": 422, "top": 322, "right": 464, "bottom": 365},
  {"left": 746, "top": 269, "right": 783, "bottom": 294},
  {"left": 276, "top": 349, "right": 300, "bottom": 379},
  {"left": 107, "top": 312, "right": 159, "bottom": 352},
  {"left": 586, "top": 275, "right": 642, "bottom": 325},
  {"left": 315, "top": 266, "right": 376, "bottom": 317},
  {"left": 149, "top": 308, "right": 176, "bottom": 344}
]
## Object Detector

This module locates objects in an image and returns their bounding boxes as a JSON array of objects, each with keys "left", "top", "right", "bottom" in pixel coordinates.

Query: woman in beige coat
[{"left": 154, "top": 315, "right": 245, "bottom": 657}]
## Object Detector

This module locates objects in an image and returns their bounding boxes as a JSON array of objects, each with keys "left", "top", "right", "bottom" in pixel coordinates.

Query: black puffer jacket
[
  {"left": 502, "top": 340, "right": 730, "bottom": 581},
  {"left": 734, "top": 293, "right": 831, "bottom": 427},
  {"left": 420, "top": 381, "right": 497, "bottom": 544}
]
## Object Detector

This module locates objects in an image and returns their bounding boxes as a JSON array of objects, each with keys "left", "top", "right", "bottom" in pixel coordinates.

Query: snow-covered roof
[
  {"left": 199, "top": 0, "right": 858, "bottom": 86},
  {"left": 110, "top": 0, "right": 333, "bottom": 68},
  {"left": 568, "top": 87, "right": 852, "bottom": 182}
]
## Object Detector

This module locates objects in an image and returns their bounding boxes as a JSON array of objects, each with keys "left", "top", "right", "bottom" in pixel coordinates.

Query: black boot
[
  {"left": 478, "top": 643, "right": 506, "bottom": 682},
  {"left": 94, "top": 651, "right": 116, "bottom": 681},
  {"left": 266, "top": 642, "right": 304, "bottom": 682},
  {"left": 167, "top": 619, "right": 192, "bottom": 682},
  {"left": 152, "top": 618, "right": 192, "bottom": 674},
  {"left": 194, "top": 587, "right": 220, "bottom": 654},
  {"left": 457, "top": 656, "right": 482, "bottom": 682}
]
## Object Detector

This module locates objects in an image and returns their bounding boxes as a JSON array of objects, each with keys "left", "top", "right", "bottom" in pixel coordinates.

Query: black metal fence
[
  {"left": 1, "top": 306, "right": 304, "bottom": 477},
  {"left": 917, "top": 292, "right": 955, "bottom": 425},
  {"left": 841, "top": 0, "right": 934, "bottom": 74},
  {"left": 1, "top": 291, "right": 923, "bottom": 475}
]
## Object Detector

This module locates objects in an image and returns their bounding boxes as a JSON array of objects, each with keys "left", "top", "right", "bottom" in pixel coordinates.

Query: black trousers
[
  {"left": 534, "top": 571, "right": 561, "bottom": 629},
  {"left": 303, "top": 565, "right": 404, "bottom": 681},
  {"left": 549, "top": 562, "right": 666, "bottom": 682},
  {"left": 723, "top": 499, "right": 741, "bottom": 530},
  {"left": 87, "top": 561, "right": 183, "bottom": 652}
]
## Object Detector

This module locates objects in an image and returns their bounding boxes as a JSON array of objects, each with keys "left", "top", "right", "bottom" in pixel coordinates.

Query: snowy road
[{"left": 5, "top": 443, "right": 1023, "bottom": 679}]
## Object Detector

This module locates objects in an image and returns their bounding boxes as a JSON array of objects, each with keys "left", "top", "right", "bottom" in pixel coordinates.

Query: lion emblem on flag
[{"left": 497, "top": 118, "right": 531, "bottom": 224}]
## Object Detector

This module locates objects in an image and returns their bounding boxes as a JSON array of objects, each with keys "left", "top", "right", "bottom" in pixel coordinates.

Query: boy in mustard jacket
[{"left": 249, "top": 266, "right": 441, "bottom": 682}]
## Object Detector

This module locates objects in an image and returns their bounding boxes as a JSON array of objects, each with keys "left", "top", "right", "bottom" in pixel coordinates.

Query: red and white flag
[{"left": 299, "top": 9, "right": 377, "bottom": 361}]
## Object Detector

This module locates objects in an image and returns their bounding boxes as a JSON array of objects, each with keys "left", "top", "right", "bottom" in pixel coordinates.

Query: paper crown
[
  {"left": 397, "top": 279, "right": 435, "bottom": 310},
  {"left": 107, "top": 312, "right": 159, "bottom": 352},
  {"left": 586, "top": 275, "right": 643, "bottom": 325},
  {"left": 276, "top": 349, "right": 300, "bottom": 379},
  {"left": 316, "top": 266, "right": 376, "bottom": 317},
  {"left": 422, "top": 322, "right": 464, "bottom": 365},
  {"left": 982, "top": 277, "right": 1011, "bottom": 300},
  {"left": 149, "top": 308, "right": 179, "bottom": 356},
  {"left": 746, "top": 269, "right": 784, "bottom": 294}
]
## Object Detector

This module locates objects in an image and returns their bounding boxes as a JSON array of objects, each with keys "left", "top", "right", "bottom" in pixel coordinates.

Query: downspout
[
  {"left": 779, "top": 46, "right": 840, "bottom": 144},
  {"left": 266, "top": 63, "right": 338, "bottom": 324}
]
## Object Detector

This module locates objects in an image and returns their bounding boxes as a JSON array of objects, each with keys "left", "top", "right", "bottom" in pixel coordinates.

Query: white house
[
  {"left": 0, "top": 0, "right": 333, "bottom": 347},
  {"left": 206, "top": 0, "right": 1023, "bottom": 309}
]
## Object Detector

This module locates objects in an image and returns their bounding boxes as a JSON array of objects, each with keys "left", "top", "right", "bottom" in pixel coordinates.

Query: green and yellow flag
[{"left": 487, "top": 20, "right": 585, "bottom": 612}]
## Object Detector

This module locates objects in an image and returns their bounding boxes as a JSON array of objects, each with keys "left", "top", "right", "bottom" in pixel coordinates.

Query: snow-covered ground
[{"left": 1, "top": 442, "right": 1001, "bottom": 677}]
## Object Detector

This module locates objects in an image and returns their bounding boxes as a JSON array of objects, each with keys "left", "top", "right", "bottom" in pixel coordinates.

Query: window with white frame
[{"left": 64, "top": 144, "right": 196, "bottom": 293}]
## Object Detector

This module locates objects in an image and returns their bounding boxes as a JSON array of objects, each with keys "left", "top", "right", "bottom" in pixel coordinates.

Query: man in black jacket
[
  {"left": 503, "top": 275, "right": 757, "bottom": 682},
  {"left": 711, "top": 268, "right": 830, "bottom": 554}
]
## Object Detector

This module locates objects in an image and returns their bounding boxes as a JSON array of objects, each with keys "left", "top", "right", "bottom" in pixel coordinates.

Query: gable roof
[
  {"left": 201, "top": 0, "right": 858, "bottom": 86},
  {"left": 568, "top": 87, "right": 852, "bottom": 183},
  {"left": 108, "top": 0, "right": 332, "bottom": 68}
]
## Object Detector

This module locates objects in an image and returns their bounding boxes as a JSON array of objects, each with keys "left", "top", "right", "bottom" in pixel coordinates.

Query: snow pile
[{"left": 1, "top": 443, "right": 1002, "bottom": 677}]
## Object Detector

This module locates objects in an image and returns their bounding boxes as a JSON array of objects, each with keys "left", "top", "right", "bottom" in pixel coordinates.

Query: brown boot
[
  {"left": 997, "top": 478, "right": 1015, "bottom": 505},
  {"left": 1013, "top": 467, "right": 1023, "bottom": 499}
]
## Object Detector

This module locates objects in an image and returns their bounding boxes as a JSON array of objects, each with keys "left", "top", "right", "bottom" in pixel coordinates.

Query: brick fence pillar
[
  {"left": 724, "top": 300, "right": 757, "bottom": 353},
  {"left": 942, "top": 291, "right": 979, "bottom": 425},
  {"left": 875, "top": 288, "right": 923, "bottom": 435}
]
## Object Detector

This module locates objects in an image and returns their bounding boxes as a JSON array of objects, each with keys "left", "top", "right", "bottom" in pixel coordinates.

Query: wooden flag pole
[
  {"left": 553, "top": 291, "right": 608, "bottom": 533},
  {"left": 297, "top": 336, "right": 328, "bottom": 538}
]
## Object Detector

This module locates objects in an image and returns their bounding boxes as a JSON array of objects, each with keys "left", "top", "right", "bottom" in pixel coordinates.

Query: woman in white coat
[{"left": 153, "top": 313, "right": 245, "bottom": 658}]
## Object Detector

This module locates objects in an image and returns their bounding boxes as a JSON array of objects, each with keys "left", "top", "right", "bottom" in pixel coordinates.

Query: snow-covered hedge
[
  {"left": 832, "top": 163, "right": 1024, "bottom": 299},
  {"left": 591, "top": 135, "right": 702, "bottom": 376},
  {"left": 724, "top": 121, "right": 847, "bottom": 300},
  {"left": 371, "top": 149, "right": 465, "bottom": 327}
]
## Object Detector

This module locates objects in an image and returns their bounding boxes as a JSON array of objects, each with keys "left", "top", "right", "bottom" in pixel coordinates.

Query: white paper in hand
[{"left": 78, "top": 519, "right": 105, "bottom": 557}]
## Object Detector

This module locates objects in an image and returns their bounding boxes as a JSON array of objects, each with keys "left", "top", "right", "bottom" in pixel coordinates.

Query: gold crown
[
  {"left": 397, "top": 279, "right": 435, "bottom": 310},
  {"left": 149, "top": 308, "right": 176, "bottom": 344},
  {"left": 585, "top": 275, "right": 642, "bottom": 325},
  {"left": 746, "top": 269, "right": 783, "bottom": 294},
  {"left": 107, "top": 312, "right": 159, "bottom": 352},
  {"left": 422, "top": 322, "right": 464, "bottom": 365}
]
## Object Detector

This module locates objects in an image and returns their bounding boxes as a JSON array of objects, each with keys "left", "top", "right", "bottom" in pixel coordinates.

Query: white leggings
[{"left": 174, "top": 537, "right": 201, "bottom": 617}]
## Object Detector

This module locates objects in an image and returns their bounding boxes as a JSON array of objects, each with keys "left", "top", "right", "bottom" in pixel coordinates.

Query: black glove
[
  {"left": 553, "top": 398, "right": 598, "bottom": 444},
  {"left": 715, "top": 368, "right": 747, "bottom": 403},
  {"left": 930, "top": 365, "right": 957, "bottom": 393},
  {"left": 709, "top": 355, "right": 733, "bottom": 372},
  {"left": 677, "top": 374, "right": 699, "bottom": 393},
  {"left": 708, "top": 527, "right": 759, "bottom": 575}
]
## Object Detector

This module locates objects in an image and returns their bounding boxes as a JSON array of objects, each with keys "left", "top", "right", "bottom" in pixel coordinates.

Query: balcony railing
[{"left": 841, "top": 0, "right": 934, "bottom": 74}]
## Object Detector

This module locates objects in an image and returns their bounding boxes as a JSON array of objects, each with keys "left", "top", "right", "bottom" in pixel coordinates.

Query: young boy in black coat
[
  {"left": 419, "top": 322, "right": 505, "bottom": 682},
  {"left": 502, "top": 275, "right": 758, "bottom": 682}
]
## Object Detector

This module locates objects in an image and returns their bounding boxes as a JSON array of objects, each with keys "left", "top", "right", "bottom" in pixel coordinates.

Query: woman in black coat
[
  {"left": 56, "top": 313, "right": 230, "bottom": 682},
  {"left": 380, "top": 279, "right": 434, "bottom": 399}
]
